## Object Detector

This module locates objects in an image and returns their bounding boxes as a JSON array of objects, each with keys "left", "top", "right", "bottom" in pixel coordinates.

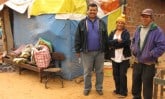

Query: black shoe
[
  {"left": 96, "top": 90, "right": 103, "bottom": 95},
  {"left": 113, "top": 90, "right": 119, "bottom": 95},
  {"left": 83, "top": 90, "right": 90, "bottom": 96}
]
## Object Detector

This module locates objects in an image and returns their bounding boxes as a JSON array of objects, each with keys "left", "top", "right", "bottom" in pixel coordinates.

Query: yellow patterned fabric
[
  {"left": 29, "top": 0, "right": 87, "bottom": 16},
  {"left": 107, "top": 7, "right": 122, "bottom": 34}
]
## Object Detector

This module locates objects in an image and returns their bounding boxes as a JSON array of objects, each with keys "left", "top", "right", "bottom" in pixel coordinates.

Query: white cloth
[
  {"left": 113, "top": 48, "right": 124, "bottom": 63},
  {"left": 55, "top": 13, "right": 86, "bottom": 20},
  {"left": 0, "top": 4, "right": 4, "bottom": 11},
  {"left": 5, "top": 0, "right": 32, "bottom": 14}
]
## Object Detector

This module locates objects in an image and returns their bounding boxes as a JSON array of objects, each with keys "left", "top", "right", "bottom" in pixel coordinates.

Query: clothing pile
[
  {"left": 0, "top": 63, "right": 15, "bottom": 73},
  {"left": 8, "top": 38, "right": 52, "bottom": 69}
]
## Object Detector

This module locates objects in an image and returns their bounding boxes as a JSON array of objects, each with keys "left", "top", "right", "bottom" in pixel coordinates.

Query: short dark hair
[{"left": 87, "top": 3, "right": 98, "bottom": 10}]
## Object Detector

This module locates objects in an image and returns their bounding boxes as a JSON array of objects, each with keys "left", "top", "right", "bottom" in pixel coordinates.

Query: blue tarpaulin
[{"left": 13, "top": 12, "right": 108, "bottom": 80}]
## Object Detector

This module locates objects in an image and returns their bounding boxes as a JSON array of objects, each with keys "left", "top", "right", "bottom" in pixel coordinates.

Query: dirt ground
[
  {"left": 0, "top": 53, "right": 165, "bottom": 99},
  {"left": 0, "top": 67, "right": 133, "bottom": 99}
]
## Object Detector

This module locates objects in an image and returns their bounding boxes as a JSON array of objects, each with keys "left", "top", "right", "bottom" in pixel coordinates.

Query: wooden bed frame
[{"left": 2, "top": 52, "right": 65, "bottom": 83}]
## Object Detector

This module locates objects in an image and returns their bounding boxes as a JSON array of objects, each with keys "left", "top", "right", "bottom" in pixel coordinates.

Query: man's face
[
  {"left": 141, "top": 14, "right": 152, "bottom": 26},
  {"left": 87, "top": 6, "right": 98, "bottom": 19}
]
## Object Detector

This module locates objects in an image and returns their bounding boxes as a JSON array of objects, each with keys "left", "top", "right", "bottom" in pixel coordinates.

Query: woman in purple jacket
[{"left": 131, "top": 8, "right": 165, "bottom": 99}]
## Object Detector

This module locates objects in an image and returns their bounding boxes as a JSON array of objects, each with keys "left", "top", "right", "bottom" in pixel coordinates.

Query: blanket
[{"left": 0, "top": 63, "right": 15, "bottom": 72}]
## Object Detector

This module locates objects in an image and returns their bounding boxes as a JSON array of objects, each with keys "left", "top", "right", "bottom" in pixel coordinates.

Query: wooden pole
[{"left": 1, "top": 7, "right": 13, "bottom": 53}]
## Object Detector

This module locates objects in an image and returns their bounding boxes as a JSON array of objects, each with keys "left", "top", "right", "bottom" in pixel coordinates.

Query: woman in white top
[{"left": 108, "top": 14, "right": 131, "bottom": 98}]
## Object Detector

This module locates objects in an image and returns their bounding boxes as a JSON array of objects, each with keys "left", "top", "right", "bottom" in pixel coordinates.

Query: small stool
[
  {"left": 43, "top": 67, "right": 64, "bottom": 89},
  {"left": 153, "top": 67, "right": 165, "bottom": 99}
]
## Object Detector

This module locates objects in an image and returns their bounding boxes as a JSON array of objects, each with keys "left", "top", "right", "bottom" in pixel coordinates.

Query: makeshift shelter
[{"left": 0, "top": 0, "right": 124, "bottom": 80}]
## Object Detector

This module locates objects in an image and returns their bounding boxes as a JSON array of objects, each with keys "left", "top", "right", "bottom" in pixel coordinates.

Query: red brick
[{"left": 126, "top": 0, "right": 165, "bottom": 32}]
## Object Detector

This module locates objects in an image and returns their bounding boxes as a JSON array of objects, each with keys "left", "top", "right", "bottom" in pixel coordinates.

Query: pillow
[{"left": 36, "top": 38, "right": 53, "bottom": 52}]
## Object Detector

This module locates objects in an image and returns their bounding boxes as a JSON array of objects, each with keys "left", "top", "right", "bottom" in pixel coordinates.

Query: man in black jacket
[{"left": 74, "top": 3, "right": 108, "bottom": 96}]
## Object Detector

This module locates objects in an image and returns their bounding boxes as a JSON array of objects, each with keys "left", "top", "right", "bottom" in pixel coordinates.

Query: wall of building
[{"left": 125, "top": 0, "right": 165, "bottom": 37}]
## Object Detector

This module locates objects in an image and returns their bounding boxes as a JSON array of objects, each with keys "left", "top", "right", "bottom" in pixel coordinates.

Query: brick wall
[{"left": 125, "top": 0, "right": 165, "bottom": 37}]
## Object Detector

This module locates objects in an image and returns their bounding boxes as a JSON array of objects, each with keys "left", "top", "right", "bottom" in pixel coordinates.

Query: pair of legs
[
  {"left": 132, "top": 63, "right": 156, "bottom": 99},
  {"left": 82, "top": 51, "right": 104, "bottom": 92},
  {"left": 112, "top": 60, "right": 129, "bottom": 96}
]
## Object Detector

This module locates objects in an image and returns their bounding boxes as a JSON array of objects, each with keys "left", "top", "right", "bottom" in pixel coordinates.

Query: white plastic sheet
[{"left": 5, "top": 0, "right": 32, "bottom": 14}]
